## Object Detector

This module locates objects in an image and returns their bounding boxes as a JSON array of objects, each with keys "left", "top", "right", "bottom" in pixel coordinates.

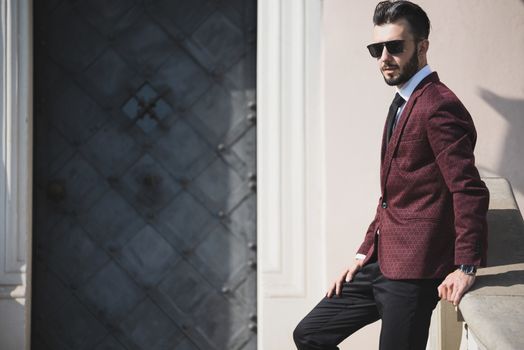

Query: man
[{"left": 293, "top": 1, "right": 489, "bottom": 349}]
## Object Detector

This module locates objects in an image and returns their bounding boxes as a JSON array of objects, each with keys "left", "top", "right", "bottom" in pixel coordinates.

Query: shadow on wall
[
  {"left": 486, "top": 209, "right": 524, "bottom": 266},
  {"left": 478, "top": 88, "right": 524, "bottom": 202}
]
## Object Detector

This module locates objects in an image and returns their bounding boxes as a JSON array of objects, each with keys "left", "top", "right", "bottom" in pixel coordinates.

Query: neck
[{"left": 396, "top": 62, "right": 428, "bottom": 89}]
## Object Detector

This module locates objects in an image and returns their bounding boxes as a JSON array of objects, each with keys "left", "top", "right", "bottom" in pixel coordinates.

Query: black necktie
[{"left": 386, "top": 93, "right": 405, "bottom": 143}]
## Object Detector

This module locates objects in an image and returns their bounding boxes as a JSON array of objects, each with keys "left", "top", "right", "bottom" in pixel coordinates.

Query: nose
[{"left": 379, "top": 45, "right": 392, "bottom": 61}]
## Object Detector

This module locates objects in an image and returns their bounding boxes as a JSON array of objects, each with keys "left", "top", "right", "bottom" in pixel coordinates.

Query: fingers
[
  {"left": 326, "top": 283, "right": 336, "bottom": 298},
  {"left": 325, "top": 277, "right": 342, "bottom": 298},
  {"left": 325, "top": 279, "right": 343, "bottom": 298},
  {"left": 438, "top": 283, "right": 449, "bottom": 301},
  {"left": 345, "top": 269, "right": 355, "bottom": 283},
  {"left": 335, "top": 278, "right": 343, "bottom": 296},
  {"left": 437, "top": 283, "right": 444, "bottom": 299},
  {"left": 438, "top": 270, "right": 476, "bottom": 306},
  {"left": 326, "top": 262, "right": 363, "bottom": 299},
  {"left": 451, "top": 288, "right": 462, "bottom": 306},
  {"left": 438, "top": 276, "right": 454, "bottom": 303},
  {"left": 345, "top": 262, "right": 363, "bottom": 282},
  {"left": 450, "top": 283, "right": 461, "bottom": 306},
  {"left": 450, "top": 279, "right": 470, "bottom": 306},
  {"left": 326, "top": 270, "right": 351, "bottom": 298}
]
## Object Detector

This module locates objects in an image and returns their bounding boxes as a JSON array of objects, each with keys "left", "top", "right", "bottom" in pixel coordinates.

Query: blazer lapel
[{"left": 380, "top": 72, "right": 440, "bottom": 192}]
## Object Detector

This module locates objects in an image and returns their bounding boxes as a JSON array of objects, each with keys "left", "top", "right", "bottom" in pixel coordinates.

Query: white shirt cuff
[{"left": 355, "top": 253, "right": 366, "bottom": 261}]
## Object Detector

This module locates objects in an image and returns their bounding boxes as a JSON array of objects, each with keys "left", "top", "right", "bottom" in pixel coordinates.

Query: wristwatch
[{"left": 458, "top": 264, "right": 477, "bottom": 276}]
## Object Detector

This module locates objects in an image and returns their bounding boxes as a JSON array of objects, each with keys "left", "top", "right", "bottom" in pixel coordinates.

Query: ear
[{"left": 418, "top": 39, "right": 429, "bottom": 56}]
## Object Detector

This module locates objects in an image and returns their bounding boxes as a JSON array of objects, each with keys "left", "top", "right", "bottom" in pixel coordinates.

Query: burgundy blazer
[{"left": 357, "top": 72, "right": 489, "bottom": 279}]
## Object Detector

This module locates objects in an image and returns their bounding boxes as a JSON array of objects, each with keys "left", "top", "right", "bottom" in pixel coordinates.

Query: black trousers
[{"left": 293, "top": 260, "right": 441, "bottom": 350}]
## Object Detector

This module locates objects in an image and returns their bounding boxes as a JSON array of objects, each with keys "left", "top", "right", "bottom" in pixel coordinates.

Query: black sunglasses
[{"left": 366, "top": 40, "right": 405, "bottom": 58}]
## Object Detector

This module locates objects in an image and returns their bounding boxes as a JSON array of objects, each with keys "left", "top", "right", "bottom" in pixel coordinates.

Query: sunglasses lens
[
  {"left": 367, "top": 43, "right": 383, "bottom": 58},
  {"left": 367, "top": 40, "right": 404, "bottom": 58},
  {"left": 386, "top": 40, "right": 404, "bottom": 54}
]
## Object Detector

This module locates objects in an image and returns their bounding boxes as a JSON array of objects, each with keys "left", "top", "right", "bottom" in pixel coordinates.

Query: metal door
[{"left": 32, "top": 1, "right": 257, "bottom": 349}]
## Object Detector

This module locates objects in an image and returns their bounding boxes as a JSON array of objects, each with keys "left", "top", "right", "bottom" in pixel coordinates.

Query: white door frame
[
  {"left": 0, "top": 0, "right": 33, "bottom": 349},
  {"left": 257, "top": 0, "right": 326, "bottom": 348}
]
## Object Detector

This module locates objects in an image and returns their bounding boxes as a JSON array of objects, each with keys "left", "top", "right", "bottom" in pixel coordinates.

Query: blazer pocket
[{"left": 405, "top": 217, "right": 440, "bottom": 223}]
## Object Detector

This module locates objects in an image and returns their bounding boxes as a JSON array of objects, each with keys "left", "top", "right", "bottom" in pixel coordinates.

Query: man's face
[{"left": 372, "top": 19, "right": 422, "bottom": 87}]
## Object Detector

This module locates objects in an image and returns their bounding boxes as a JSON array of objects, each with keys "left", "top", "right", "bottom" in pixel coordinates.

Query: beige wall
[{"left": 323, "top": 0, "right": 524, "bottom": 348}]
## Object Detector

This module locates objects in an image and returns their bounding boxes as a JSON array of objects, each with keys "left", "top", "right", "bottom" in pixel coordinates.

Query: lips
[{"left": 382, "top": 65, "right": 399, "bottom": 72}]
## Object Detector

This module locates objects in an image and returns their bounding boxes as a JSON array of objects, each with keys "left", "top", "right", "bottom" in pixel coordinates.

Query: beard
[{"left": 382, "top": 49, "right": 419, "bottom": 86}]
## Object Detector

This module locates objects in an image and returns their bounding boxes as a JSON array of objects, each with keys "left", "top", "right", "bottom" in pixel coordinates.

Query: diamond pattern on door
[{"left": 32, "top": 1, "right": 257, "bottom": 349}]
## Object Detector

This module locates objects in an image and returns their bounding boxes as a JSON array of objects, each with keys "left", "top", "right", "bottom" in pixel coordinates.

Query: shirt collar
[{"left": 396, "top": 65, "right": 433, "bottom": 102}]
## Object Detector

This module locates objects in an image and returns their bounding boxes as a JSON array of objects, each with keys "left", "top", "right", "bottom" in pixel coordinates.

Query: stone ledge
[
  {"left": 460, "top": 294, "right": 524, "bottom": 350},
  {"left": 458, "top": 178, "right": 524, "bottom": 350}
]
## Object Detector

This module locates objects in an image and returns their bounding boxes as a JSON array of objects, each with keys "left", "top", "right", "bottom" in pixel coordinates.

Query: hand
[
  {"left": 326, "top": 259, "right": 365, "bottom": 298},
  {"left": 437, "top": 269, "right": 476, "bottom": 306}
]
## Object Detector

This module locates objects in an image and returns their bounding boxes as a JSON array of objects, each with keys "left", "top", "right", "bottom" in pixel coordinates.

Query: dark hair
[{"left": 373, "top": 1, "right": 430, "bottom": 40}]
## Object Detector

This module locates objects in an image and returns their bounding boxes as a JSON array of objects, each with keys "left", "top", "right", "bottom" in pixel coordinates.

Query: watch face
[{"left": 460, "top": 265, "right": 476, "bottom": 275}]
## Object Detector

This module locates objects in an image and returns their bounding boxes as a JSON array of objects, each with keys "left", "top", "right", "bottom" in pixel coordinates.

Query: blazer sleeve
[{"left": 426, "top": 96, "right": 489, "bottom": 266}]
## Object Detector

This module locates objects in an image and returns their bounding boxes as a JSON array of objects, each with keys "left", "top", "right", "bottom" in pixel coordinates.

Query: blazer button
[{"left": 381, "top": 201, "right": 388, "bottom": 209}]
